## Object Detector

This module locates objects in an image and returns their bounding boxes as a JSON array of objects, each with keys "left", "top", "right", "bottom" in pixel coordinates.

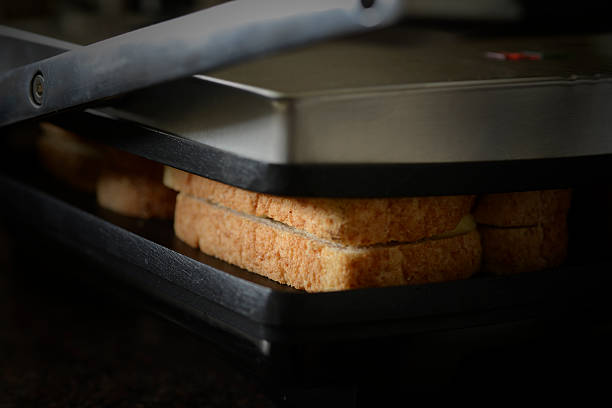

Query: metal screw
[{"left": 31, "top": 73, "right": 44, "bottom": 106}]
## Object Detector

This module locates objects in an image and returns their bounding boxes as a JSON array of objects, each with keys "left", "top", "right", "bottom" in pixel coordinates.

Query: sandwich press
[
  {"left": 1, "top": 1, "right": 611, "bottom": 395},
  {"left": 2, "top": 0, "right": 612, "bottom": 196}
]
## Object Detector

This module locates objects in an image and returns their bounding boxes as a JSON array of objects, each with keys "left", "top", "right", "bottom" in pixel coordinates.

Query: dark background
[
  {"left": 0, "top": 0, "right": 226, "bottom": 44},
  {"left": 0, "top": 221, "right": 276, "bottom": 407}
]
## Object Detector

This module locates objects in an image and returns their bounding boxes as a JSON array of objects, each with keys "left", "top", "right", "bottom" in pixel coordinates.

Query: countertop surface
[{"left": 0, "top": 221, "right": 276, "bottom": 407}]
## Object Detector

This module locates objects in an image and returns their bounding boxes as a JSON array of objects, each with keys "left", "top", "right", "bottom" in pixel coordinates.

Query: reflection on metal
[{"left": 0, "top": 0, "right": 405, "bottom": 126}]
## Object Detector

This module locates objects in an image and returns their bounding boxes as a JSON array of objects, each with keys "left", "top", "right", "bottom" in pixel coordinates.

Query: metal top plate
[
  {"left": 4, "top": 24, "right": 612, "bottom": 195},
  {"left": 204, "top": 26, "right": 612, "bottom": 97},
  {"left": 103, "top": 27, "right": 612, "bottom": 169}
]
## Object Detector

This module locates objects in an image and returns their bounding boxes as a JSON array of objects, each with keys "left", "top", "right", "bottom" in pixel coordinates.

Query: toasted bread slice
[
  {"left": 94, "top": 146, "right": 176, "bottom": 219},
  {"left": 479, "top": 220, "right": 568, "bottom": 275},
  {"left": 474, "top": 190, "right": 571, "bottom": 227},
  {"left": 174, "top": 193, "right": 481, "bottom": 292},
  {"left": 164, "top": 167, "right": 475, "bottom": 246},
  {"left": 38, "top": 123, "right": 176, "bottom": 219},
  {"left": 96, "top": 170, "right": 176, "bottom": 220},
  {"left": 474, "top": 190, "right": 571, "bottom": 275},
  {"left": 37, "top": 122, "right": 102, "bottom": 192}
]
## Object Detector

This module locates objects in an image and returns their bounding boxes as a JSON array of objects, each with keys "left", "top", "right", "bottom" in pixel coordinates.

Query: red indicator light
[{"left": 486, "top": 51, "right": 543, "bottom": 61}]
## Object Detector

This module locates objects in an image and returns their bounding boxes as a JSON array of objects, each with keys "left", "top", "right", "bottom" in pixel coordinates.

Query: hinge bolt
[{"left": 31, "top": 73, "right": 44, "bottom": 106}]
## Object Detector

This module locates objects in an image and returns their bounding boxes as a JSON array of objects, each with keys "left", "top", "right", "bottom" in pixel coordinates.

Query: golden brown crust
[
  {"left": 479, "top": 220, "right": 568, "bottom": 275},
  {"left": 96, "top": 170, "right": 177, "bottom": 219},
  {"left": 165, "top": 167, "right": 476, "bottom": 246},
  {"left": 37, "top": 122, "right": 102, "bottom": 192},
  {"left": 474, "top": 190, "right": 572, "bottom": 227},
  {"left": 174, "top": 193, "right": 481, "bottom": 292}
]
